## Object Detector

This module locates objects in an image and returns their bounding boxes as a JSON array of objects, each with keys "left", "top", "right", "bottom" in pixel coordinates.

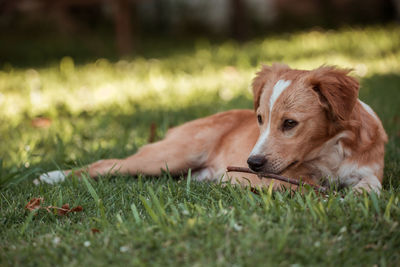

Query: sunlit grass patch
[{"left": 1, "top": 25, "right": 399, "bottom": 123}]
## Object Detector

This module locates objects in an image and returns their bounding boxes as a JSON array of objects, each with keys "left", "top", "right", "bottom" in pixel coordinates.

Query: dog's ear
[
  {"left": 252, "top": 63, "right": 289, "bottom": 110},
  {"left": 309, "top": 66, "right": 359, "bottom": 121},
  {"left": 252, "top": 65, "right": 271, "bottom": 110}
]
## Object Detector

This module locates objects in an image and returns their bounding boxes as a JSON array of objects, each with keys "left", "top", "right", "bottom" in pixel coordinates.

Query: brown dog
[{"left": 40, "top": 64, "right": 388, "bottom": 192}]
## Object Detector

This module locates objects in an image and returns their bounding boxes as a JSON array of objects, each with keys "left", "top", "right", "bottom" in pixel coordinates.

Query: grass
[{"left": 1, "top": 25, "right": 400, "bottom": 266}]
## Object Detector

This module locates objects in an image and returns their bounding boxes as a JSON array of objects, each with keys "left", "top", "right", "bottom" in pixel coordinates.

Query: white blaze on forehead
[
  {"left": 269, "top": 80, "right": 292, "bottom": 109},
  {"left": 250, "top": 79, "right": 292, "bottom": 156}
]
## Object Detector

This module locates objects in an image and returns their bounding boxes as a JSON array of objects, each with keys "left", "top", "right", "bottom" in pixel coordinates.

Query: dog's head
[{"left": 247, "top": 64, "right": 359, "bottom": 174}]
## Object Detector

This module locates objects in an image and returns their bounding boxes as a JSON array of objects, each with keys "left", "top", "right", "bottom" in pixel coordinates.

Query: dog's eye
[
  {"left": 283, "top": 119, "right": 298, "bottom": 130},
  {"left": 257, "top": 115, "right": 263, "bottom": 124}
]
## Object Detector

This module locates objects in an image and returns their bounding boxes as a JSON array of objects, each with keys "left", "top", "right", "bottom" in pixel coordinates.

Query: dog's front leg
[
  {"left": 39, "top": 158, "right": 126, "bottom": 184},
  {"left": 39, "top": 158, "right": 132, "bottom": 184},
  {"left": 39, "top": 126, "right": 210, "bottom": 184}
]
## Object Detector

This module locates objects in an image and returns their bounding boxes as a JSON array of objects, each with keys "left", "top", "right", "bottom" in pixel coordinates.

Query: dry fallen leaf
[
  {"left": 31, "top": 117, "right": 52, "bottom": 128},
  {"left": 91, "top": 228, "right": 100, "bottom": 234},
  {"left": 25, "top": 197, "right": 43, "bottom": 211},
  {"left": 25, "top": 197, "right": 83, "bottom": 216},
  {"left": 70, "top": 206, "right": 83, "bottom": 213},
  {"left": 57, "top": 204, "right": 70, "bottom": 216},
  {"left": 53, "top": 204, "right": 83, "bottom": 216}
]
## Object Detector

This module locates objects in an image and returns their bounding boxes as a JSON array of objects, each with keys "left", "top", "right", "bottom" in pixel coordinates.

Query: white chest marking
[
  {"left": 250, "top": 80, "right": 291, "bottom": 156},
  {"left": 358, "top": 100, "right": 378, "bottom": 120}
]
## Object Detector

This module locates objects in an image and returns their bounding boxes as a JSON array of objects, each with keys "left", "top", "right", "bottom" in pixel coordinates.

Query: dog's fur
[{"left": 40, "top": 64, "right": 388, "bottom": 192}]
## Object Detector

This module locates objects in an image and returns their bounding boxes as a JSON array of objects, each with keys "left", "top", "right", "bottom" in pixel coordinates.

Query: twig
[{"left": 226, "top": 166, "right": 328, "bottom": 193}]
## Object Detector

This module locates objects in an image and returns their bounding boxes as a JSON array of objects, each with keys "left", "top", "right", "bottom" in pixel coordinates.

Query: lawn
[{"left": 1, "top": 25, "right": 400, "bottom": 266}]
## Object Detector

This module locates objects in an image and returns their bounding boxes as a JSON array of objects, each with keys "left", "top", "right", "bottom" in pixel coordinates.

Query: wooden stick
[{"left": 226, "top": 166, "right": 328, "bottom": 193}]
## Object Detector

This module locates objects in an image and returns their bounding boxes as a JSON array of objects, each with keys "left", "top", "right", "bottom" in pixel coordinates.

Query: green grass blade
[
  {"left": 370, "top": 192, "right": 381, "bottom": 216},
  {"left": 82, "top": 175, "right": 100, "bottom": 204},
  {"left": 384, "top": 194, "right": 394, "bottom": 220},
  {"left": 186, "top": 168, "right": 192, "bottom": 196},
  {"left": 20, "top": 209, "right": 37, "bottom": 235},
  {"left": 130, "top": 203, "right": 142, "bottom": 224},
  {"left": 139, "top": 195, "right": 160, "bottom": 224},
  {"left": 148, "top": 187, "right": 167, "bottom": 219}
]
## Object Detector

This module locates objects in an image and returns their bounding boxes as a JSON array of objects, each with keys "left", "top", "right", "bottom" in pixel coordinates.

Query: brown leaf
[
  {"left": 91, "top": 228, "right": 100, "bottom": 234},
  {"left": 57, "top": 204, "right": 70, "bottom": 216},
  {"left": 25, "top": 197, "right": 83, "bottom": 216},
  {"left": 25, "top": 197, "right": 43, "bottom": 211},
  {"left": 70, "top": 206, "right": 83, "bottom": 213},
  {"left": 56, "top": 204, "right": 83, "bottom": 216},
  {"left": 31, "top": 117, "right": 52, "bottom": 128}
]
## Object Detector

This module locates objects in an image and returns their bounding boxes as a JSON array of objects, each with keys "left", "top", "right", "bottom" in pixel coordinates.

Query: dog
[{"left": 40, "top": 64, "right": 388, "bottom": 193}]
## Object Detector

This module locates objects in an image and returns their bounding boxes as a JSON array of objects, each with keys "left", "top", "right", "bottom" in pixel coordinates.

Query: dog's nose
[{"left": 247, "top": 155, "right": 267, "bottom": 172}]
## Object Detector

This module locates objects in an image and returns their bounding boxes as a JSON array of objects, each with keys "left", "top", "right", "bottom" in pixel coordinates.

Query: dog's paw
[
  {"left": 353, "top": 183, "right": 381, "bottom": 196},
  {"left": 39, "top": 170, "right": 67, "bottom": 184}
]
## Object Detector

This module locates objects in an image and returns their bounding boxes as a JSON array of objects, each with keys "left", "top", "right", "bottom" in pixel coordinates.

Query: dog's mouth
[
  {"left": 276, "top": 160, "right": 299, "bottom": 175},
  {"left": 250, "top": 159, "right": 299, "bottom": 175}
]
